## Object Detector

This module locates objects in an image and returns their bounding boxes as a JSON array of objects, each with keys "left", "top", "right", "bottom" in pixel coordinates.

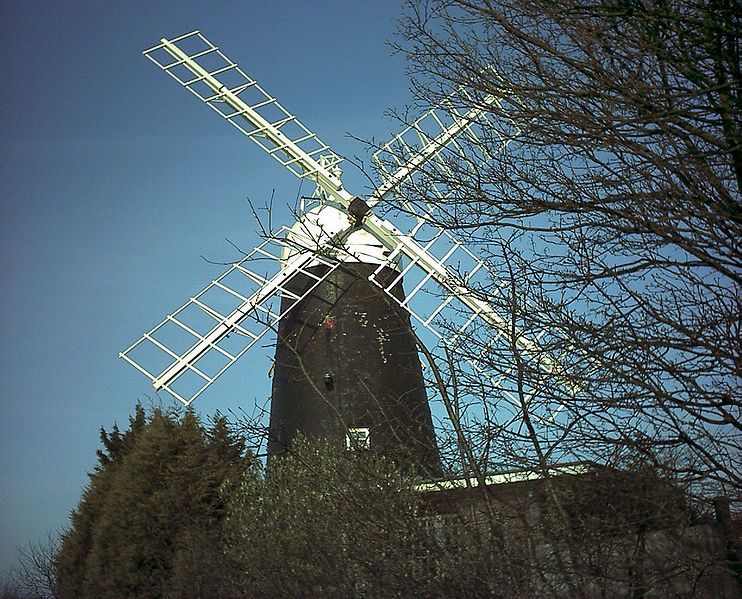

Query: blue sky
[{"left": 0, "top": 0, "right": 413, "bottom": 579}]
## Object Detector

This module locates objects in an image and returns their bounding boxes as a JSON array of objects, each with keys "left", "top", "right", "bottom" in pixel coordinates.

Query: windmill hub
[{"left": 347, "top": 196, "right": 372, "bottom": 227}]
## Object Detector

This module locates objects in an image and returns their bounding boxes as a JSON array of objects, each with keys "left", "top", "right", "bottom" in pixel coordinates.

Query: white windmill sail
[
  {"left": 119, "top": 231, "right": 343, "bottom": 404},
  {"left": 364, "top": 98, "right": 582, "bottom": 420},
  {"left": 142, "top": 31, "right": 349, "bottom": 199},
  {"left": 122, "top": 31, "right": 577, "bottom": 409},
  {"left": 122, "top": 31, "right": 355, "bottom": 405}
]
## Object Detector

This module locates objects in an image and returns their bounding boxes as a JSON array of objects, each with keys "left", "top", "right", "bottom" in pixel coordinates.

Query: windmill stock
[{"left": 120, "top": 31, "right": 574, "bottom": 473}]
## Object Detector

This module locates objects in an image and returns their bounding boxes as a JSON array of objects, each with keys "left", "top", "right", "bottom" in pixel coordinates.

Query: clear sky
[{"left": 0, "top": 0, "right": 413, "bottom": 579}]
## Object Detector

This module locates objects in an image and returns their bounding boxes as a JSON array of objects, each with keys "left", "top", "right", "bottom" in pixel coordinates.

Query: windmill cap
[{"left": 282, "top": 205, "right": 401, "bottom": 269}]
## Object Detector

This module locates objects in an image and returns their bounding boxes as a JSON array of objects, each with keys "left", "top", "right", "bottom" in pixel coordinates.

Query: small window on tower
[{"left": 346, "top": 427, "right": 370, "bottom": 450}]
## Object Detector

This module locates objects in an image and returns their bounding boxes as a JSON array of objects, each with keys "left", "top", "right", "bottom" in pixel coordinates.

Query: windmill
[{"left": 121, "top": 31, "right": 571, "bottom": 474}]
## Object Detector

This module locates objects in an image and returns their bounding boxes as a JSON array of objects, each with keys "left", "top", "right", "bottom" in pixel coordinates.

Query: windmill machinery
[{"left": 121, "top": 31, "right": 571, "bottom": 474}]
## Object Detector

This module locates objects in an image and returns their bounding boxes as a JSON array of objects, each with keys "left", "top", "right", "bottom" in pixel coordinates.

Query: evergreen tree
[
  {"left": 55, "top": 404, "right": 248, "bottom": 599},
  {"left": 55, "top": 404, "right": 146, "bottom": 598}
]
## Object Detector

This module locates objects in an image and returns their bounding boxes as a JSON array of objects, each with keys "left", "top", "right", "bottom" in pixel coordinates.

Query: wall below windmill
[
  {"left": 416, "top": 465, "right": 740, "bottom": 597},
  {"left": 268, "top": 262, "right": 441, "bottom": 477}
]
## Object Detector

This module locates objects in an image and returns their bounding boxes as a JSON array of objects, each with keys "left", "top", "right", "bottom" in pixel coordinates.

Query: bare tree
[
  {"left": 5, "top": 534, "right": 59, "bottom": 599},
  {"left": 372, "top": 0, "right": 740, "bottom": 495}
]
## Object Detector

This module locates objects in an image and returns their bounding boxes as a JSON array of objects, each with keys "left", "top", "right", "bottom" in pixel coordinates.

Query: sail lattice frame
[
  {"left": 143, "top": 31, "right": 343, "bottom": 181},
  {"left": 120, "top": 230, "right": 342, "bottom": 405}
]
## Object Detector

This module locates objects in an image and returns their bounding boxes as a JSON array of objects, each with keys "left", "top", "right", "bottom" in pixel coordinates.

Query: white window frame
[{"left": 346, "top": 427, "right": 370, "bottom": 450}]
